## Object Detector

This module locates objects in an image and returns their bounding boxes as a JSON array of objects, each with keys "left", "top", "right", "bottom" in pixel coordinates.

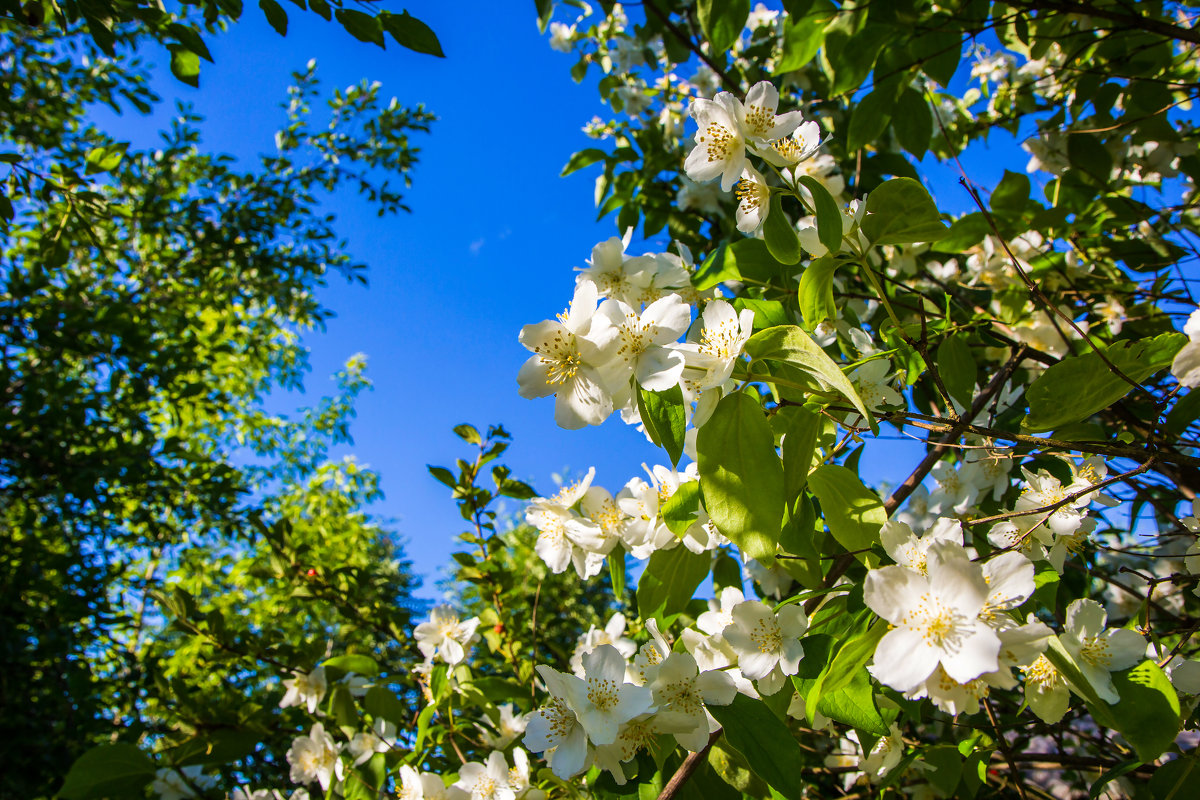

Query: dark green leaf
[
  {"left": 636, "top": 545, "right": 710, "bottom": 624},
  {"left": 708, "top": 694, "right": 808, "bottom": 799},
  {"left": 1068, "top": 133, "right": 1113, "bottom": 183},
  {"left": 796, "top": 175, "right": 843, "bottom": 255},
  {"left": 562, "top": 148, "right": 608, "bottom": 177},
  {"left": 59, "top": 744, "right": 155, "bottom": 800},
  {"left": 892, "top": 88, "right": 933, "bottom": 159},
  {"left": 990, "top": 169, "right": 1030, "bottom": 214},
  {"left": 1023, "top": 333, "right": 1186, "bottom": 432},
  {"left": 847, "top": 87, "right": 894, "bottom": 153},
  {"left": 936, "top": 334, "right": 976, "bottom": 409},
  {"left": 453, "top": 423, "right": 482, "bottom": 445},
  {"left": 363, "top": 686, "right": 407, "bottom": 726},
  {"left": 774, "top": 2, "right": 830, "bottom": 74},
  {"left": 337, "top": 8, "right": 385, "bottom": 48},
  {"left": 259, "top": 0, "right": 289, "bottom": 35},
  {"left": 697, "top": 0, "right": 750, "bottom": 53},
  {"left": 861, "top": 177, "right": 948, "bottom": 245},
  {"left": 764, "top": 194, "right": 802, "bottom": 265},
  {"left": 661, "top": 481, "right": 702, "bottom": 539},
  {"left": 323, "top": 653, "right": 379, "bottom": 679},
  {"left": 1105, "top": 661, "right": 1180, "bottom": 762}
]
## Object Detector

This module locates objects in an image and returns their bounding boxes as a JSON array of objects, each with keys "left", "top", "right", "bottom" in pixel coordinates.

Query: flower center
[
  {"left": 745, "top": 104, "right": 774, "bottom": 137},
  {"left": 734, "top": 176, "right": 769, "bottom": 215},
  {"left": 908, "top": 593, "right": 967, "bottom": 649},
  {"left": 587, "top": 677, "right": 620, "bottom": 711},
  {"left": 750, "top": 617, "right": 783, "bottom": 654},
  {"left": 699, "top": 321, "right": 739, "bottom": 359},
  {"left": 533, "top": 331, "right": 582, "bottom": 385},
  {"left": 1023, "top": 655, "right": 1063, "bottom": 688},
  {"left": 700, "top": 122, "right": 737, "bottom": 161},
  {"left": 1079, "top": 636, "right": 1112, "bottom": 667}
]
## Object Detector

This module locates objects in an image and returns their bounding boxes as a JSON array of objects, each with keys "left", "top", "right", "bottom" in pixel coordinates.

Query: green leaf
[
  {"left": 562, "top": 148, "right": 608, "bottom": 177},
  {"left": 775, "top": 404, "right": 822, "bottom": 503},
  {"left": 1105, "top": 661, "right": 1181, "bottom": 762},
  {"left": 1149, "top": 756, "right": 1198, "bottom": 800},
  {"left": 936, "top": 334, "right": 977, "bottom": 409},
  {"left": 363, "top": 686, "right": 407, "bottom": 726},
  {"left": 163, "top": 729, "right": 260, "bottom": 767},
  {"left": 796, "top": 175, "right": 843, "bottom": 255},
  {"left": 861, "top": 177, "right": 949, "bottom": 245},
  {"left": 925, "top": 745, "right": 965, "bottom": 797},
  {"left": 453, "top": 423, "right": 482, "bottom": 444},
  {"left": 169, "top": 48, "right": 201, "bottom": 87},
  {"left": 1167, "top": 387, "right": 1200, "bottom": 435},
  {"left": 697, "top": 0, "right": 750, "bottom": 53},
  {"left": 797, "top": 255, "right": 842, "bottom": 328},
  {"left": 934, "top": 212, "right": 989, "bottom": 253},
  {"left": 1089, "top": 760, "right": 1144, "bottom": 799},
  {"left": 697, "top": 392, "right": 785, "bottom": 564},
  {"left": 807, "top": 465, "right": 884, "bottom": 565},
  {"left": 1023, "top": 333, "right": 1186, "bottom": 432},
  {"left": 535, "top": 0, "right": 553, "bottom": 32},
  {"left": 892, "top": 88, "right": 933, "bottom": 159},
  {"left": 323, "top": 654, "right": 379, "bottom": 680},
  {"left": 729, "top": 238, "right": 788, "bottom": 283},
  {"left": 636, "top": 545, "right": 711, "bottom": 624},
  {"left": 693, "top": 244, "right": 741, "bottom": 289},
  {"left": 708, "top": 694, "right": 808, "bottom": 799},
  {"left": 337, "top": 9, "right": 385, "bottom": 47},
  {"left": 847, "top": 87, "right": 894, "bottom": 153},
  {"left": 608, "top": 551, "right": 626, "bottom": 600},
  {"left": 661, "top": 481, "right": 702, "bottom": 538},
  {"left": 815, "top": 667, "right": 891, "bottom": 736},
  {"left": 59, "top": 744, "right": 156, "bottom": 800},
  {"left": 744, "top": 325, "right": 875, "bottom": 431},
  {"left": 1068, "top": 132, "right": 1113, "bottom": 183},
  {"left": 990, "top": 169, "right": 1030, "bottom": 214},
  {"left": 734, "top": 298, "right": 791, "bottom": 329},
  {"left": 774, "top": 3, "right": 829, "bottom": 74},
  {"left": 84, "top": 143, "right": 129, "bottom": 175},
  {"left": 763, "top": 194, "right": 802, "bottom": 265},
  {"left": 637, "top": 385, "right": 687, "bottom": 467},
  {"left": 167, "top": 23, "right": 214, "bottom": 62},
  {"left": 259, "top": 0, "right": 288, "bottom": 35}
]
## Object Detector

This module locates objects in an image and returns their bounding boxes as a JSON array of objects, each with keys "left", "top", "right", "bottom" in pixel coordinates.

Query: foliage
[
  {"left": 40, "top": 2, "right": 1200, "bottom": 800},
  {"left": 0, "top": 12, "right": 434, "bottom": 799}
]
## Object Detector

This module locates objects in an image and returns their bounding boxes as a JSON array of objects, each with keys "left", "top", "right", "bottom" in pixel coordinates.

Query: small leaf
[
  {"left": 561, "top": 148, "right": 608, "bottom": 177},
  {"left": 453, "top": 423, "right": 482, "bottom": 445},
  {"left": 892, "top": 88, "right": 933, "bottom": 159},
  {"left": 259, "top": 0, "right": 289, "bottom": 35},
  {"left": 608, "top": 552, "right": 626, "bottom": 600},
  {"left": 990, "top": 169, "right": 1030, "bottom": 214},
  {"left": 382, "top": 10, "right": 444, "bottom": 56},
  {"left": 1105, "top": 661, "right": 1180, "bottom": 762},
  {"left": 936, "top": 334, "right": 977, "bottom": 409},
  {"left": 337, "top": 8, "right": 385, "bottom": 47},
  {"left": 774, "top": 3, "right": 830, "bottom": 74},
  {"left": 763, "top": 194, "right": 802, "bottom": 265},
  {"left": 363, "top": 686, "right": 407, "bottom": 726},
  {"left": 847, "top": 87, "right": 894, "bottom": 153},
  {"left": 323, "top": 654, "right": 379, "bottom": 680},
  {"left": 797, "top": 255, "right": 842, "bottom": 328},
  {"left": 169, "top": 48, "right": 201, "bottom": 86}
]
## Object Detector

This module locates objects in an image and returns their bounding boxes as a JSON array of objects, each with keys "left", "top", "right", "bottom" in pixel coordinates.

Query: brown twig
[{"left": 657, "top": 730, "right": 721, "bottom": 800}]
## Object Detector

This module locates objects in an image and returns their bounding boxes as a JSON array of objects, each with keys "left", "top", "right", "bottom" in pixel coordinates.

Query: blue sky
[{"left": 93, "top": 3, "right": 1038, "bottom": 599}]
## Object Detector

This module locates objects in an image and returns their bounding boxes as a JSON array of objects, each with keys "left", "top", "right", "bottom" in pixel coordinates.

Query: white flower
[
  {"left": 280, "top": 666, "right": 327, "bottom": 714},
  {"left": 414, "top": 605, "right": 481, "bottom": 666},
  {"left": 739, "top": 81, "right": 805, "bottom": 146},
  {"left": 594, "top": 293, "right": 692, "bottom": 394},
  {"left": 850, "top": 359, "right": 903, "bottom": 413},
  {"left": 734, "top": 165, "right": 771, "bottom": 234},
  {"left": 478, "top": 703, "right": 529, "bottom": 750},
  {"left": 527, "top": 483, "right": 611, "bottom": 580},
  {"left": 880, "top": 517, "right": 964, "bottom": 574},
  {"left": 398, "top": 765, "right": 467, "bottom": 799},
  {"left": 649, "top": 652, "right": 736, "bottom": 750},
  {"left": 349, "top": 717, "right": 396, "bottom": 766},
  {"left": 453, "top": 751, "right": 515, "bottom": 800},
  {"left": 757, "top": 119, "right": 823, "bottom": 167},
  {"left": 745, "top": 2, "right": 779, "bottom": 30},
  {"left": 518, "top": 279, "right": 619, "bottom": 429},
  {"left": 1059, "top": 598, "right": 1144, "bottom": 703},
  {"left": 1164, "top": 656, "right": 1200, "bottom": 695},
  {"left": 571, "top": 612, "right": 637, "bottom": 675},
  {"left": 630, "top": 618, "right": 672, "bottom": 685},
  {"left": 507, "top": 748, "right": 546, "bottom": 800},
  {"left": 676, "top": 176, "right": 726, "bottom": 217},
  {"left": 685, "top": 92, "right": 748, "bottom": 191},
  {"left": 287, "top": 722, "right": 344, "bottom": 791},
  {"left": 578, "top": 237, "right": 647, "bottom": 305},
  {"left": 927, "top": 460, "right": 981, "bottom": 517},
  {"left": 548, "top": 22, "right": 575, "bottom": 53},
  {"left": 524, "top": 666, "right": 589, "bottom": 779},
  {"left": 1095, "top": 297, "right": 1126, "bottom": 335},
  {"left": 864, "top": 543, "right": 1002, "bottom": 693},
  {"left": 1023, "top": 654, "right": 1070, "bottom": 723},
  {"left": 1172, "top": 307, "right": 1200, "bottom": 387},
  {"left": 563, "top": 644, "right": 654, "bottom": 745},
  {"left": 723, "top": 600, "right": 808, "bottom": 695}
]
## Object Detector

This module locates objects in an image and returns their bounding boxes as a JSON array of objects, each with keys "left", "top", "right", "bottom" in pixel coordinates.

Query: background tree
[{"left": 0, "top": 12, "right": 437, "bottom": 797}]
